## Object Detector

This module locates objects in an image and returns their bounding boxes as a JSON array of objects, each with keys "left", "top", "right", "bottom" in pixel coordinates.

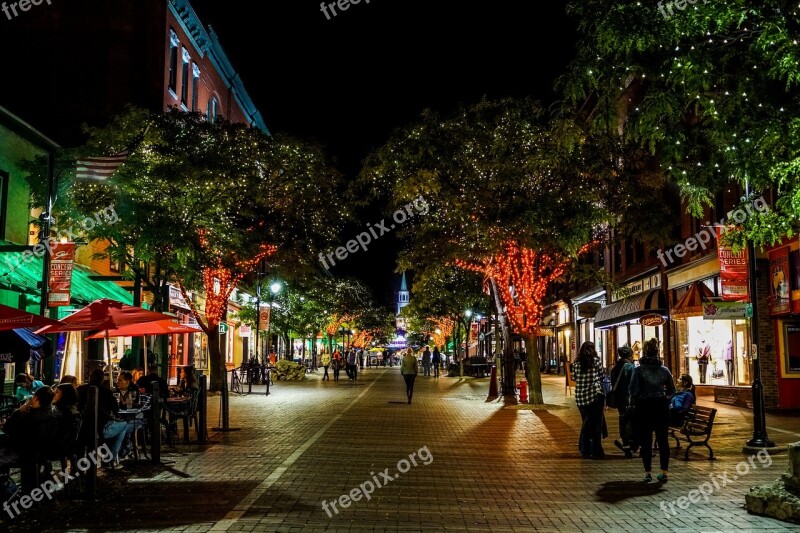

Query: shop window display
[{"left": 684, "top": 316, "right": 749, "bottom": 386}]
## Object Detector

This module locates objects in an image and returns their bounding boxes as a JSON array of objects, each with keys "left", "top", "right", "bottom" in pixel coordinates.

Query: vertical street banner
[
  {"left": 48, "top": 243, "right": 76, "bottom": 307},
  {"left": 258, "top": 307, "right": 270, "bottom": 331},
  {"left": 790, "top": 240, "right": 800, "bottom": 314},
  {"left": 769, "top": 246, "right": 791, "bottom": 315},
  {"left": 716, "top": 227, "right": 749, "bottom": 301}
]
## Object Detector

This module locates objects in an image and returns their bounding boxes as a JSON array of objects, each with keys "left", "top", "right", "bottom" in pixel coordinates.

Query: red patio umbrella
[
  {"left": 0, "top": 304, "right": 65, "bottom": 331},
  {"left": 84, "top": 319, "right": 203, "bottom": 340},
  {"left": 36, "top": 299, "right": 177, "bottom": 382}
]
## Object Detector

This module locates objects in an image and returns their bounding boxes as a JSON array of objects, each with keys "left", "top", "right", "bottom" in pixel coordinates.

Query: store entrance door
[{"left": 734, "top": 323, "right": 750, "bottom": 385}]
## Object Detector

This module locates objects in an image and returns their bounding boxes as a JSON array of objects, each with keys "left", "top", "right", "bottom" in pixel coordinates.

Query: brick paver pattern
[{"left": 6, "top": 369, "right": 800, "bottom": 532}]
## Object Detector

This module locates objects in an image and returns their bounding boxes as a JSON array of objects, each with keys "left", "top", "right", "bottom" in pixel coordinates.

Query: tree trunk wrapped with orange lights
[{"left": 458, "top": 241, "right": 574, "bottom": 403}]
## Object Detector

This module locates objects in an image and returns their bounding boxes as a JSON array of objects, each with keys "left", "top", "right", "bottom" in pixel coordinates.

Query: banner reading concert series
[
  {"left": 716, "top": 227, "right": 749, "bottom": 301},
  {"left": 48, "top": 242, "right": 76, "bottom": 307}
]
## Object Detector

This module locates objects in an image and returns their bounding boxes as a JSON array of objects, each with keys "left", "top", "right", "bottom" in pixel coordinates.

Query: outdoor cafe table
[{"left": 118, "top": 403, "right": 150, "bottom": 461}]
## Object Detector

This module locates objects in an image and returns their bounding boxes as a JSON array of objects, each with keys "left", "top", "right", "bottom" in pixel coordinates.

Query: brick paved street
[{"left": 6, "top": 369, "right": 800, "bottom": 533}]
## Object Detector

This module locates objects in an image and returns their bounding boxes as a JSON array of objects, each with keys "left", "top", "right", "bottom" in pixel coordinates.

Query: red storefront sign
[
  {"left": 769, "top": 246, "right": 791, "bottom": 315},
  {"left": 717, "top": 228, "right": 749, "bottom": 301},
  {"left": 47, "top": 243, "right": 75, "bottom": 307}
]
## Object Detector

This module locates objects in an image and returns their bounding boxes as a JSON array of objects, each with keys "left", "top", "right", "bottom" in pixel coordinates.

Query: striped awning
[
  {"left": 672, "top": 281, "right": 714, "bottom": 319},
  {"left": 594, "top": 289, "right": 667, "bottom": 330}
]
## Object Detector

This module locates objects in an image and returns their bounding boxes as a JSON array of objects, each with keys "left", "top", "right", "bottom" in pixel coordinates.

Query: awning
[
  {"left": 0, "top": 241, "right": 132, "bottom": 306},
  {"left": 0, "top": 328, "right": 51, "bottom": 363},
  {"left": 594, "top": 289, "right": 667, "bottom": 329},
  {"left": 672, "top": 281, "right": 714, "bottom": 319}
]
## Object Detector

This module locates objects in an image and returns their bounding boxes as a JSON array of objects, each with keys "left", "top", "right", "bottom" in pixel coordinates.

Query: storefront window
[
  {"left": 785, "top": 324, "right": 800, "bottom": 374},
  {"left": 684, "top": 316, "right": 748, "bottom": 386}
]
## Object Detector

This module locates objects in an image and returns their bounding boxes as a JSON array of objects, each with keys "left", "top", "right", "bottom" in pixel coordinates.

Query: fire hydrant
[{"left": 519, "top": 379, "right": 528, "bottom": 403}]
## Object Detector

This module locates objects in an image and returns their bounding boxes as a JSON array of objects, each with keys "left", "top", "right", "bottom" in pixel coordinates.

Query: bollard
[
  {"left": 198, "top": 375, "right": 208, "bottom": 443},
  {"left": 151, "top": 382, "right": 161, "bottom": 464},
  {"left": 488, "top": 365, "right": 498, "bottom": 397},
  {"left": 86, "top": 386, "right": 98, "bottom": 500},
  {"left": 519, "top": 379, "right": 529, "bottom": 403}
]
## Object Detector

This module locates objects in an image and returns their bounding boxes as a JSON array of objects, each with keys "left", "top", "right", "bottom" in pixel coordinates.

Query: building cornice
[{"left": 168, "top": 0, "right": 269, "bottom": 134}]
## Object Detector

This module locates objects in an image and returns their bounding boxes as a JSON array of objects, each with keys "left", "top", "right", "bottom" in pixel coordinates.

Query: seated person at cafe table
[
  {"left": 115, "top": 371, "right": 140, "bottom": 409},
  {"left": 137, "top": 369, "right": 169, "bottom": 397},
  {"left": 77, "top": 369, "right": 129, "bottom": 469},
  {"left": 171, "top": 366, "right": 199, "bottom": 397},
  {"left": 2, "top": 387, "right": 58, "bottom": 491},
  {"left": 14, "top": 373, "right": 45, "bottom": 402}
]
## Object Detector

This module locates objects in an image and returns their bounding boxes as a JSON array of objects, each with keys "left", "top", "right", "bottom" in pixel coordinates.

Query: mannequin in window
[
  {"left": 697, "top": 339, "right": 711, "bottom": 384},
  {"left": 724, "top": 340, "right": 734, "bottom": 386}
]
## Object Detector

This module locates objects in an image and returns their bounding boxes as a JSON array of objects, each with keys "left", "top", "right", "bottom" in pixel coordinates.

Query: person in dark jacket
[
  {"left": 610, "top": 346, "right": 637, "bottom": 458},
  {"left": 669, "top": 374, "right": 696, "bottom": 426},
  {"left": 2, "top": 387, "right": 58, "bottom": 492},
  {"left": 629, "top": 338, "right": 676, "bottom": 482},
  {"left": 570, "top": 341, "right": 606, "bottom": 459},
  {"left": 432, "top": 347, "right": 441, "bottom": 378},
  {"left": 77, "top": 369, "right": 127, "bottom": 468}
]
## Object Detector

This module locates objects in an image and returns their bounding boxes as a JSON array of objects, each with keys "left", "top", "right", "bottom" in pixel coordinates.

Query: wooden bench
[{"left": 668, "top": 405, "right": 717, "bottom": 460}]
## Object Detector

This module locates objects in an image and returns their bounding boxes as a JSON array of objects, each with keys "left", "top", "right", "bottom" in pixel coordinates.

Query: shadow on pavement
[{"left": 594, "top": 480, "right": 667, "bottom": 503}]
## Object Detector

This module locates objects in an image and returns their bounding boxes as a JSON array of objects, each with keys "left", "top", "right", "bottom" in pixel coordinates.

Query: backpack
[{"left": 605, "top": 364, "right": 627, "bottom": 409}]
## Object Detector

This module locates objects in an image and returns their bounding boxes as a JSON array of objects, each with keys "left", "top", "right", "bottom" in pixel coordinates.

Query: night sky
[{"left": 189, "top": 0, "right": 578, "bottom": 307}]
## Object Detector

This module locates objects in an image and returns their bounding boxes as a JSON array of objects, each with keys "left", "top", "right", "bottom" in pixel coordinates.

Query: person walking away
[
  {"left": 610, "top": 346, "right": 637, "bottom": 458},
  {"left": 570, "top": 341, "right": 606, "bottom": 459},
  {"left": 347, "top": 350, "right": 358, "bottom": 381},
  {"left": 432, "top": 347, "right": 441, "bottom": 378},
  {"left": 332, "top": 350, "right": 342, "bottom": 382},
  {"left": 321, "top": 352, "right": 331, "bottom": 381},
  {"left": 669, "top": 374, "right": 695, "bottom": 427},
  {"left": 400, "top": 349, "right": 418, "bottom": 404},
  {"left": 630, "top": 338, "right": 676, "bottom": 482},
  {"left": 422, "top": 346, "right": 432, "bottom": 377},
  {"left": 358, "top": 349, "right": 365, "bottom": 370}
]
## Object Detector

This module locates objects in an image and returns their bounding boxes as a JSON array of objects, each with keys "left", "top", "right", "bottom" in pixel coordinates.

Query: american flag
[{"left": 75, "top": 150, "right": 129, "bottom": 180}]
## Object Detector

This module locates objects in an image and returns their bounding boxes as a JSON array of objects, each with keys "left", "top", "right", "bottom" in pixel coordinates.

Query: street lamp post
[
  {"left": 744, "top": 183, "right": 774, "bottom": 451},
  {"left": 265, "top": 281, "right": 282, "bottom": 362}
]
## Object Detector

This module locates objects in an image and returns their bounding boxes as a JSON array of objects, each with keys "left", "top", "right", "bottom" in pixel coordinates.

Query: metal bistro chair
[
  {"left": 0, "top": 396, "right": 20, "bottom": 425},
  {"left": 163, "top": 389, "right": 200, "bottom": 445}
]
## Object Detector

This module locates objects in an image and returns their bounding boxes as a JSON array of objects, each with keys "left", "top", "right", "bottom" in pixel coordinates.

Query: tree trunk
[
  {"left": 524, "top": 333, "right": 545, "bottom": 405},
  {"left": 489, "top": 278, "right": 515, "bottom": 395},
  {"left": 206, "top": 324, "right": 225, "bottom": 392}
]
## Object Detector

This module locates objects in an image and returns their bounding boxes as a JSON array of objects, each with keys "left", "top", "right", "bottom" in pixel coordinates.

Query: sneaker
[
  {"left": 614, "top": 440, "right": 625, "bottom": 452},
  {"left": 624, "top": 450, "right": 633, "bottom": 459},
  {"left": 657, "top": 473, "right": 668, "bottom": 482},
  {"left": 643, "top": 473, "right": 652, "bottom": 482}
]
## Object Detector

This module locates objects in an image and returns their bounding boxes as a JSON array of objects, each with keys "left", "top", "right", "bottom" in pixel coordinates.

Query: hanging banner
[
  {"left": 791, "top": 240, "right": 800, "bottom": 314},
  {"left": 239, "top": 324, "right": 251, "bottom": 338},
  {"left": 258, "top": 307, "right": 270, "bottom": 331},
  {"left": 769, "top": 246, "right": 791, "bottom": 315},
  {"left": 716, "top": 227, "right": 749, "bottom": 301},
  {"left": 48, "top": 243, "right": 76, "bottom": 307},
  {"left": 703, "top": 301, "right": 751, "bottom": 320}
]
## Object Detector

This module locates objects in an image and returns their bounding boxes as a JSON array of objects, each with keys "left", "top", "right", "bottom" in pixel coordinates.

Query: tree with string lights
[
  {"left": 360, "top": 98, "right": 614, "bottom": 400},
  {"left": 60, "top": 107, "right": 344, "bottom": 394},
  {"left": 561, "top": 0, "right": 800, "bottom": 245}
]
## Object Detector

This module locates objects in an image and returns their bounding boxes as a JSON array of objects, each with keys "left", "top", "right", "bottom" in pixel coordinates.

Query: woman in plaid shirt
[{"left": 571, "top": 341, "right": 606, "bottom": 459}]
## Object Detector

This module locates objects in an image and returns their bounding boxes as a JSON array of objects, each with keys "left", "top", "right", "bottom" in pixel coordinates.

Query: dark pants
[
  {"left": 323, "top": 365, "right": 330, "bottom": 381},
  {"left": 698, "top": 360, "right": 708, "bottom": 384},
  {"left": 333, "top": 365, "right": 340, "bottom": 381},
  {"left": 636, "top": 396, "right": 670, "bottom": 472},
  {"left": 578, "top": 394, "right": 605, "bottom": 458},
  {"left": 617, "top": 406, "right": 636, "bottom": 451},
  {"left": 403, "top": 374, "right": 416, "bottom": 401},
  {"left": 433, "top": 361, "right": 440, "bottom": 377},
  {"left": 725, "top": 360, "right": 734, "bottom": 385}
]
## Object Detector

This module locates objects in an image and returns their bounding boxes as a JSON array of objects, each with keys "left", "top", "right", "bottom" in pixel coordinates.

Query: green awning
[{"left": 0, "top": 241, "right": 132, "bottom": 306}]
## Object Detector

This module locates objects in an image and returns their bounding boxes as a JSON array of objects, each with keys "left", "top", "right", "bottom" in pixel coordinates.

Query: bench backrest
[{"left": 684, "top": 405, "right": 717, "bottom": 434}]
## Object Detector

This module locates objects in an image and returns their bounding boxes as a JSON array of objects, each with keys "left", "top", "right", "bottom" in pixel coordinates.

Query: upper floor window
[
  {"left": 181, "top": 48, "right": 191, "bottom": 105},
  {"left": 168, "top": 29, "right": 180, "bottom": 94},
  {"left": 191, "top": 63, "right": 200, "bottom": 111},
  {"left": 207, "top": 96, "right": 218, "bottom": 122}
]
